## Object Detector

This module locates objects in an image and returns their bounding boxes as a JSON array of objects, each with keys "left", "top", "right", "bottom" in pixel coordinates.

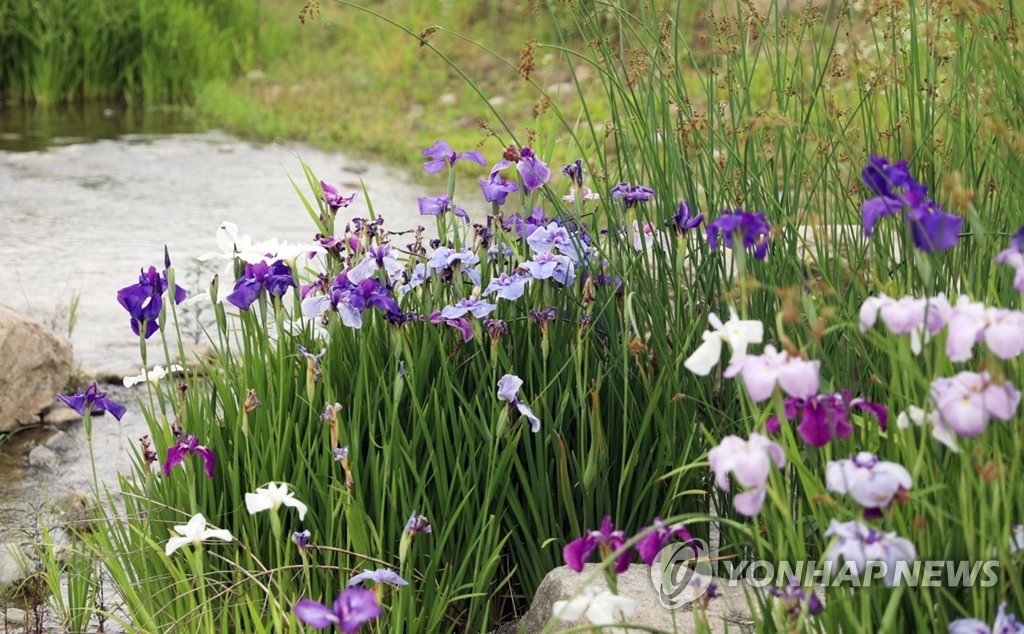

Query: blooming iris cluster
[
  {"left": 860, "top": 154, "right": 962, "bottom": 252},
  {"left": 301, "top": 271, "right": 400, "bottom": 329},
  {"left": 226, "top": 260, "right": 296, "bottom": 310},
  {"left": 610, "top": 181, "right": 655, "bottom": 207},
  {"left": 930, "top": 371, "right": 1020, "bottom": 438},
  {"left": 707, "top": 209, "right": 771, "bottom": 260},
  {"left": 294, "top": 588, "right": 381, "bottom": 631}
]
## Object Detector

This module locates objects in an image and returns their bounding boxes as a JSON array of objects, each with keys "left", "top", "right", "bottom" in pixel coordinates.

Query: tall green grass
[{"left": 0, "top": 0, "right": 259, "bottom": 105}]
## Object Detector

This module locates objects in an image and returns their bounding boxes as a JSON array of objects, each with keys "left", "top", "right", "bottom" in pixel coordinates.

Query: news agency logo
[{"left": 648, "top": 538, "right": 715, "bottom": 609}]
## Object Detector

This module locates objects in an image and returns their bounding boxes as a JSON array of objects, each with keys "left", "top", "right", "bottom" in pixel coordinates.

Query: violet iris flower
[
  {"left": 767, "top": 577, "right": 824, "bottom": 619},
  {"left": 117, "top": 265, "right": 187, "bottom": 339},
  {"left": 56, "top": 383, "right": 127, "bottom": 420},
  {"left": 421, "top": 139, "right": 486, "bottom": 174},
  {"left": 563, "top": 516, "right": 631, "bottom": 574},
  {"left": 562, "top": 159, "right": 584, "bottom": 187},
  {"left": 226, "top": 260, "right": 296, "bottom": 310},
  {"left": 826, "top": 452, "right": 912, "bottom": 518},
  {"left": 859, "top": 155, "right": 962, "bottom": 252},
  {"left": 479, "top": 173, "right": 519, "bottom": 205},
  {"left": 521, "top": 252, "right": 575, "bottom": 285},
  {"left": 428, "top": 311, "right": 474, "bottom": 342},
  {"left": 301, "top": 272, "right": 399, "bottom": 329},
  {"left": 610, "top": 182, "right": 655, "bottom": 207},
  {"left": 484, "top": 273, "right": 530, "bottom": 301},
  {"left": 949, "top": 603, "right": 1024, "bottom": 634},
  {"left": 418, "top": 194, "right": 470, "bottom": 223},
  {"left": 163, "top": 434, "right": 216, "bottom": 478},
  {"left": 995, "top": 224, "right": 1024, "bottom": 292},
  {"left": 707, "top": 209, "right": 771, "bottom": 260},
  {"left": 502, "top": 206, "right": 549, "bottom": 239},
  {"left": 636, "top": 517, "right": 693, "bottom": 565},
  {"left": 824, "top": 520, "right": 916, "bottom": 587},
  {"left": 404, "top": 512, "right": 432, "bottom": 537},
  {"left": 321, "top": 181, "right": 356, "bottom": 211},
  {"left": 490, "top": 147, "right": 550, "bottom": 192},
  {"left": 765, "top": 391, "right": 888, "bottom": 447},
  {"left": 527, "top": 221, "right": 582, "bottom": 262},
  {"left": 668, "top": 200, "right": 704, "bottom": 234},
  {"left": 294, "top": 588, "right": 381, "bottom": 632}
]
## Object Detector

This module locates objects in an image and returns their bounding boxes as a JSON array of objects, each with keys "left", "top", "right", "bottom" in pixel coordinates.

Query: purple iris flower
[
  {"left": 668, "top": 200, "right": 704, "bottom": 234},
  {"left": 441, "top": 297, "right": 498, "bottom": 319},
  {"left": 562, "top": 159, "right": 584, "bottom": 186},
  {"left": 826, "top": 452, "right": 912, "bottom": 518},
  {"left": 346, "top": 568, "right": 408, "bottom": 588},
  {"left": 610, "top": 182, "right": 655, "bottom": 207},
  {"left": 502, "top": 206, "right": 549, "bottom": 239},
  {"left": 636, "top": 517, "right": 693, "bottom": 565},
  {"left": 767, "top": 576, "right": 824, "bottom": 619},
  {"left": 521, "top": 252, "right": 575, "bottom": 285},
  {"left": 484, "top": 273, "right": 530, "bottom": 301},
  {"left": 321, "top": 181, "right": 356, "bottom": 211},
  {"left": 490, "top": 147, "right": 550, "bottom": 193},
  {"left": 996, "top": 224, "right": 1024, "bottom": 291},
  {"left": 293, "top": 588, "right": 381, "bottom": 632},
  {"left": 55, "top": 383, "right": 127, "bottom": 420},
  {"left": 427, "top": 247, "right": 480, "bottom": 273},
  {"left": 707, "top": 209, "right": 771, "bottom": 260},
  {"left": 418, "top": 194, "right": 470, "bottom": 223},
  {"left": 162, "top": 434, "right": 216, "bottom": 478},
  {"left": 403, "top": 512, "right": 432, "bottom": 537},
  {"left": 428, "top": 311, "right": 474, "bottom": 342},
  {"left": 824, "top": 520, "right": 916, "bottom": 587},
  {"left": 905, "top": 201, "right": 963, "bottom": 253},
  {"left": 479, "top": 173, "right": 519, "bottom": 205},
  {"left": 949, "top": 603, "right": 1024, "bottom": 634},
  {"left": 765, "top": 391, "right": 888, "bottom": 447},
  {"left": 563, "top": 516, "right": 631, "bottom": 574},
  {"left": 116, "top": 265, "right": 186, "bottom": 339},
  {"left": 292, "top": 530, "right": 312, "bottom": 551},
  {"left": 301, "top": 272, "right": 367, "bottom": 329},
  {"left": 421, "top": 139, "right": 486, "bottom": 174},
  {"left": 226, "top": 260, "right": 296, "bottom": 310}
]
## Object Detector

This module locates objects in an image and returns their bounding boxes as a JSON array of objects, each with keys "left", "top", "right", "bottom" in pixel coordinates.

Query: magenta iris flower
[
  {"left": 321, "top": 181, "right": 355, "bottom": 211},
  {"left": 479, "top": 173, "right": 519, "bottom": 205},
  {"left": 765, "top": 391, "right": 888, "bottom": 447},
  {"left": 116, "top": 264, "right": 186, "bottom": 339},
  {"left": 226, "top": 260, "right": 296, "bottom": 310},
  {"left": 421, "top": 139, "right": 486, "bottom": 174},
  {"left": 418, "top": 194, "right": 470, "bottom": 223},
  {"left": 293, "top": 588, "right": 381, "bottom": 632},
  {"left": 56, "top": 383, "right": 127, "bottom": 420},
  {"left": 163, "top": 434, "right": 216, "bottom": 478},
  {"left": 669, "top": 200, "right": 704, "bottom": 234},
  {"left": 610, "top": 182, "right": 655, "bottom": 207},
  {"left": 563, "top": 516, "right": 631, "bottom": 574},
  {"left": 635, "top": 517, "right": 693, "bottom": 565},
  {"left": 708, "top": 433, "right": 785, "bottom": 516},
  {"left": 767, "top": 577, "right": 824, "bottom": 619},
  {"left": 707, "top": 209, "right": 771, "bottom": 260},
  {"left": 428, "top": 311, "right": 473, "bottom": 342}
]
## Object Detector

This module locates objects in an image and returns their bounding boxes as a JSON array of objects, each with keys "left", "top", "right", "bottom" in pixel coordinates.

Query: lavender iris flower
[
  {"left": 527, "top": 221, "right": 582, "bottom": 262},
  {"left": 668, "top": 200, "right": 704, "bottom": 234},
  {"left": 636, "top": 517, "right": 693, "bottom": 565},
  {"left": 321, "top": 181, "right": 356, "bottom": 211},
  {"left": 226, "top": 260, "right": 296, "bottom": 310},
  {"left": 765, "top": 391, "right": 888, "bottom": 447},
  {"left": 502, "top": 206, "right": 549, "bottom": 239},
  {"left": 707, "top": 209, "right": 771, "bottom": 260},
  {"left": 931, "top": 371, "right": 1020, "bottom": 437},
  {"left": 563, "top": 516, "right": 631, "bottom": 574},
  {"left": 56, "top": 383, "right": 127, "bottom": 420},
  {"left": 346, "top": 568, "right": 409, "bottom": 588},
  {"left": 995, "top": 224, "right": 1024, "bottom": 291},
  {"left": 293, "top": 588, "right": 381, "bottom": 631},
  {"left": 610, "top": 182, "right": 655, "bottom": 207},
  {"left": 428, "top": 311, "right": 474, "bottom": 342},
  {"left": 824, "top": 520, "right": 916, "bottom": 587},
  {"left": 708, "top": 433, "right": 786, "bottom": 516},
  {"left": 421, "top": 139, "right": 486, "bottom": 174},
  {"left": 418, "top": 194, "right": 470, "bottom": 223},
  {"left": 489, "top": 147, "right": 550, "bottom": 192},
  {"left": 949, "top": 603, "right": 1024, "bottom": 634},
  {"left": 404, "top": 512, "right": 432, "bottom": 537},
  {"left": 440, "top": 297, "right": 498, "bottom": 319},
  {"left": 767, "top": 577, "right": 824, "bottom": 619},
  {"left": 163, "top": 434, "right": 216, "bottom": 478},
  {"left": 301, "top": 272, "right": 381, "bottom": 329},
  {"left": 826, "top": 452, "right": 912, "bottom": 517},
  {"left": 427, "top": 247, "right": 480, "bottom": 273},
  {"left": 521, "top": 252, "right": 575, "bottom": 285},
  {"left": 484, "top": 273, "right": 530, "bottom": 301},
  {"left": 116, "top": 265, "right": 186, "bottom": 339}
]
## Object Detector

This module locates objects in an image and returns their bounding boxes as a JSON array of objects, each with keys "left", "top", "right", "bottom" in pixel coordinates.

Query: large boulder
[
  {"left": 518, "top": 564, "right": 758, "bottom": 633},
  {"left": 0, "top": 305, "right": 73, "bottom": 432}
]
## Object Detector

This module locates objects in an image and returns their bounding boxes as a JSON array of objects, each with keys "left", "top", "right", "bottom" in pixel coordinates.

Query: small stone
[
  {"left": 44, "top": 430, "right": 78, "bottom": 453},
  {"left": 438, "top": 92, "right": 458, "bottom": 106},
  {"left": 58, "top": 490, "right": 100, "bottom": 532},
  {"left": 2, "top": 607, "right": 27, "bottom": 625},
  {"left": 28, "top": 445, "right": 59, "bottom": 471},
  {"left": 43, "top": 406, "right": 82, "bottom": 426}
]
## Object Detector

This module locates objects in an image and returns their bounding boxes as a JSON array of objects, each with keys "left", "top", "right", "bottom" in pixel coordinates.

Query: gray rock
[
  {"left": 44, "top": 429, "right": 78, "bottom": 453},
  {"left": 28, "top": 445, "right": 59, "bottom": 471},
  {"left": 518, "top": 565, "right": 758, "bottom": 633},
  {"left": 2, "top": 607, "right": 27, "bottom": 625},
  {"left": 42, "top": 406, "right": 82, "bottom": 426},
  {"left": 0, "top": 542, "right": 32, "bottom": 590},
  {"left": 0, "top": 305, "right": 73, "bottom": 432}
]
